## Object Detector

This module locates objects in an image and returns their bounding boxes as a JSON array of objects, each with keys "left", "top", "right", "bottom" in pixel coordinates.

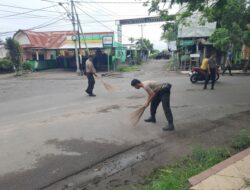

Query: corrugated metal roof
[
  {"left": 21, "top": 30, "right": 74, "bottom": 49},
  {"left": 14, "top": 30, "right": 115, "bottom": 49}
]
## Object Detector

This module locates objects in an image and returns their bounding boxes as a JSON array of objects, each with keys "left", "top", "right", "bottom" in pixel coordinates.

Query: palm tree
[{"left": 5, "top": 38, "right": 23, "bottom": 75}]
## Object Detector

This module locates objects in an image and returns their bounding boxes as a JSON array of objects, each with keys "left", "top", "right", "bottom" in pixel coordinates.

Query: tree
[
  {"left": 145, "top": 0, "right": 250, "bottom": 53},
  {"left": 5, "top": 38, "right": 23, "bottom": 75},
  {"left": 135, "top": 38, "right": 154, "bottom": 52}
]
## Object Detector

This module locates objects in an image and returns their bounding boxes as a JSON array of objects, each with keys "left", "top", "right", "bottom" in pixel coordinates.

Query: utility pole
[
  {"left": 70, "top": 0, "right": 80, "bottom": 74},
  {"left": 139, "top": 24, "right": 145, "bottom": 62}
]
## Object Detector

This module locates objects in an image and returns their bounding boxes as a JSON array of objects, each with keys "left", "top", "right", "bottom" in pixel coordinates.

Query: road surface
[{"left": 0, "top": 60, "right": 250, "bottom": 190}]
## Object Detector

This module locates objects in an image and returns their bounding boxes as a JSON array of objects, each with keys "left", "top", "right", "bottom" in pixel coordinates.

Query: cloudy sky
[{"left": 0, "top": 0, "right": 180, "bottom": 50}]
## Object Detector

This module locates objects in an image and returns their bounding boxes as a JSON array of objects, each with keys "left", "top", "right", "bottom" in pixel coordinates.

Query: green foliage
[
  {"left": 135, "top": 146, "right": 230, "bottom": 190},
  {"left": 5, "top": 37, "right": 23, "bottom": 73},
  {"left": 117, "top": 65, "right": 138, "bottom": 72},
  {"left": 231, "top": 129, "right": 250, "bottom": 151},
  {"left": 136, "top": 38, "right": 154, "bottom": 52},
  {"left": 0, "top": 58, "right": 13, "bottom": 72},
  {"left": 244, "top": 178, "right": 250, "bottom": 187},
  {"left": 209, "top": 28, "right": 231, "bottom": 52},
  {"left": 146, "top": 0, "right": 250, "bottom": 52},
  {"left": 22, "top": 62, "right": 32, "bottom": 71}
]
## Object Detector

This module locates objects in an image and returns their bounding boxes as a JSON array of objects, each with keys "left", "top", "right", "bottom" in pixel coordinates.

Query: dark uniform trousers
[
  {"left": 86, "top": 73, "right": 95, "bottom": 94},
  {"left": 204, "top": 68, "right": 216, "bottom": 89},
  {"left": 150, "top": 84, "right": 173, "bottom": 124},
  {"left": 222, "top": 66, "right": 232, "bottom": 75}
]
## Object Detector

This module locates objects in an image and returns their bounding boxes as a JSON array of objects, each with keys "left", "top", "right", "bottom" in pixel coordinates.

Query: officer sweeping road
[
  {"left": 85, "top": 56, "right": 97, "bottom": 97},
  {"left": 131, "top": 79, "right": 174, "bottom": 131}
]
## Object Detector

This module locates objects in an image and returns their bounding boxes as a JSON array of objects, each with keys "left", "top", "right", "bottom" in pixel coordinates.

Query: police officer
[
  {"left": 131, "top": 79, "right": 174, "bottom": 131},
  {"left": 85, "top": 56, "right": 97, "bottom": 97}
]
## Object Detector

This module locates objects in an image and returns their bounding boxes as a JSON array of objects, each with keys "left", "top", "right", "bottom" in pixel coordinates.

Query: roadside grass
[
  {"left": 134, "top": 146, "right": 230, "bottom": 190},
  {"left": 117, "top": 65, "right": 139, "bottom": 72},
  {"left": 134, "top": 129, "right": 250, "bottom": 190},
  {"left": 244, "top": 178, "right": 250, "bottom": 187},
  {"left": 231, "top": 129, "right": 250, "bottom": 151}
]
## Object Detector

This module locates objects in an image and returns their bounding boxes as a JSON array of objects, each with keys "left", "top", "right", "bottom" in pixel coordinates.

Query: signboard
[
  {"left": 179, "top": 40, "right": 194, "bottom": 46},
  {"left": 190, "top": 54, "right": 200, "bottom": 58},
  {"left": 102, "top": 36, "right": 113, "bottom": 48},
  {"left": 119, "top": 16, "right": 164, "bottom": 25}
]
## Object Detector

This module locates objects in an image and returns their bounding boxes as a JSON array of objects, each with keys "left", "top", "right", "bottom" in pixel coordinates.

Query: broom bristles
[
  {"left": 102, "top": 81, "right": 115, "bottom": 92},
  {"left": 130, "top": 106, "right": 146, "bottom": 126},
  {"left": 98, "top": 78, "right": 115, "bottom": 92}
]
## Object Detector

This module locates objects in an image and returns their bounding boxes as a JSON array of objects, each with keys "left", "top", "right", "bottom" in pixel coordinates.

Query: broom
[
  {"left": 96, "top": 75, "right": 115, "bottom": 92},
  {"left": 100, "top": 79, "right": 115, "bottom": 92},
  {"left": 130, "top": 106, "right": 147, "bottom": 126}
]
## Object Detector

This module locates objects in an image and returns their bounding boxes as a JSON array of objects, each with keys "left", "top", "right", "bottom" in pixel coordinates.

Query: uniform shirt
[
  {"left": 142, "top": 80, "right": 164, "bottom": 95},
  {"left": 200, "top": 58, "right": 209, "bottom": 70},
  {"left": 85, "top": 59, "right": 96, "bottom": 74},
  {"left": 208, "top": 57, "right": 217, "bottom": 69}
]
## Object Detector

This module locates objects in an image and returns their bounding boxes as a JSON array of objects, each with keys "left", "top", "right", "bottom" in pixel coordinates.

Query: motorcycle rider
[
  {"left": 200, "top": 56, "right": 209, "bottom": 72},
  {"left": 204, "top": 54, "right": 217, "bottom": 90}
]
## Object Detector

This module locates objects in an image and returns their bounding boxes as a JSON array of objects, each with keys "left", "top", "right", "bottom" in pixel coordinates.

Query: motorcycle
[{"left": 189, "top": 67, "right": 220, "bottom": 83}]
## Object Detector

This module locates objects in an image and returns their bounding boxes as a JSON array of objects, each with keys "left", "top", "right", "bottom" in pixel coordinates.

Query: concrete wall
[
  {"left": 0, "top": 45, "right": 7, "bottom": 58},
  {"left": 14, "top": 32, "right": 30, "bottom": 45}
]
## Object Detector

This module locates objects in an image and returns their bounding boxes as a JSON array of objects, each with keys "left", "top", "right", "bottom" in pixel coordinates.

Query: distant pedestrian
[
  {"left": 222, "top": 51, "right": 233, "bottom": 76},
  {"left": 131, "top": 79, "right": 174, "bottom": 131},
  {"left": 85, "top": 56, "right": 97, "bottom": 97},
  {"left": 204, "top": 54, "right": 217, "bottom": 90}
]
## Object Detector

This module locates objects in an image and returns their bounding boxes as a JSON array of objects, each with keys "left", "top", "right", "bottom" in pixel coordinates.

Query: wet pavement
[{"left": 0, "top": 60, "right": 250, "bottom": 190}]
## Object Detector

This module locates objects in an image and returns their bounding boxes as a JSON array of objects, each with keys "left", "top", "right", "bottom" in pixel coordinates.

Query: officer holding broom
[
  {"left": 85, "top": 55, "right": 97, "bottom": 97},
  {"left": 131, "top": 79, "right": 174, "bottom": 131}
]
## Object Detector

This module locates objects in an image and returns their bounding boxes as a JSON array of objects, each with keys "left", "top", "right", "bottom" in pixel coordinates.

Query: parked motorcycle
[{"left": 189, "top": 67, "right": 220, "bottom": 83}]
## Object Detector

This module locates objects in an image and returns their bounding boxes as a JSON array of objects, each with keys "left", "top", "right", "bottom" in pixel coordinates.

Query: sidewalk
[{"left": 189, "top": 148, "right": 250, "bottom": 190}]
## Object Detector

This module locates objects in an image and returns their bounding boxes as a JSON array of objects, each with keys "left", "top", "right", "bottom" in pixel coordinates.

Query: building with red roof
[{"left": 13, "top": 30, "right": 126, "bottom": 71}]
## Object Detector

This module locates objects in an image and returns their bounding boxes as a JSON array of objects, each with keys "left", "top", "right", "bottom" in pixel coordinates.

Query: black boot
[
  {"left": 144, "top": 115, "right": 156, "bottom": 123},
  {"left": 162, "top": 123, "right": 175, "bottom": 131}
]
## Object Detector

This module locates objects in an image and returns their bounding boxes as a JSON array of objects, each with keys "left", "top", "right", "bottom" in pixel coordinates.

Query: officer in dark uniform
[{"left": 131, "top": 79, "right": 174, "bottom": 131}]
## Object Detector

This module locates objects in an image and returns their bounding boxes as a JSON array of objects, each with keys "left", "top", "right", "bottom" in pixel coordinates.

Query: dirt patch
[
  {"left": 126, "top": 95, "right": 145, "bottom": 99},
  {"left": 83, "top": 110, "right": 250, "bottom": 190},
  {"left": 0, "top": 139, "right": 130, "bottom": 190},
  {"left": 126, "top": 105, "right": 142, "bottom": 109},
  {"left": 97, "top": 105, "right": 120, "bottom": 113}
]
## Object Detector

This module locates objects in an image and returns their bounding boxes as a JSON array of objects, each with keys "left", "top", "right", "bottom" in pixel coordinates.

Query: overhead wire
[
  {"left": 0, "top": 9, "right": 59, "bottom": 18},
  {"left": 75, "top": 3, "right": 131, "bottom": 40},
  {"left": 0, "top": 3, "right": 64, "bottom": 14},
  {"left": 77, "top": 1, "right": 146, "bottom": 4},
  {"left": 79, "top": 0, "right": 119, "bottom": 19}
]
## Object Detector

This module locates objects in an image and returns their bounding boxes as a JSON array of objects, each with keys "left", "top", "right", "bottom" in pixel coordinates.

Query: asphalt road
[{"left": 0, "top": 60, "right": 250, "bottom": 190}]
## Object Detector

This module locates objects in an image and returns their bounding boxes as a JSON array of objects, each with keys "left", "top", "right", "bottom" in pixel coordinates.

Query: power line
[
  {"left": 0, "top": 16, "right": 68, "bottom": 37},
  {"left": 75, "top": 4, "right": 115, "bottom": 32},
  {"left": 78, "top": 1, "right": 146, "bottom": 4},
  {"left": 0, "top": 9, "right": 59, "bottom": 18},
  {"left": 0, "top": 3, "right": 63, "bottom": 14},
  {"left": 75, "top": 4, "right": 130, "bottom": 40},
  {"left": 79, "top": 0, "right": 119, "bottom": 18},
  {"left": 28, "top": 15, "right": 68, "bottom": 30}
]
